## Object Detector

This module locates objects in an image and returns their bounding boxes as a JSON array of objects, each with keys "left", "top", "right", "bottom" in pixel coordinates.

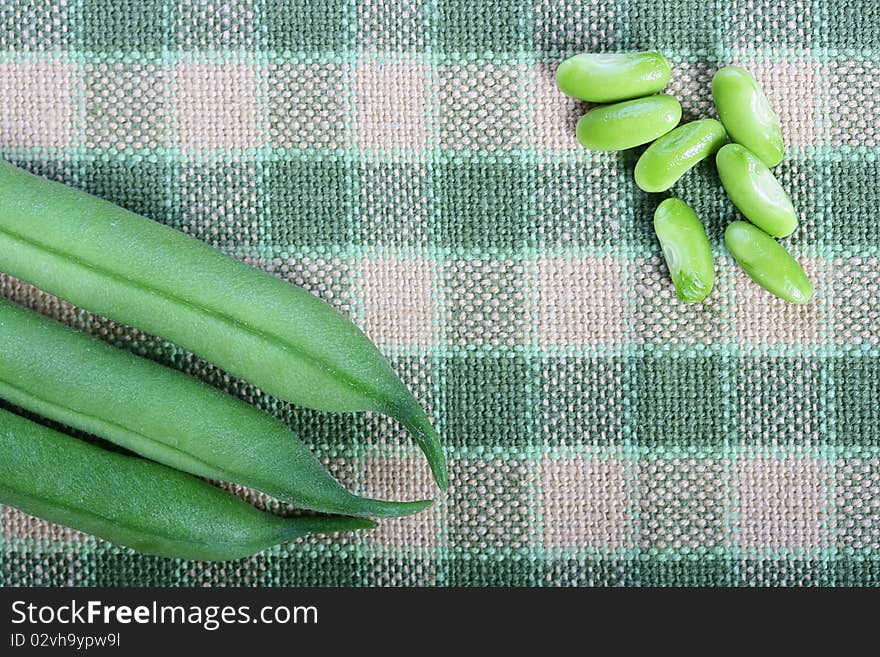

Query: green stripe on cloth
[{"left": 0, "top": 0, "right": 878, "bottom": 586}]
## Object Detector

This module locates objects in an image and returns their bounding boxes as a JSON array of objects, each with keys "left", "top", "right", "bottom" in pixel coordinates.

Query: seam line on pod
[
  {"left": 0, "top": 224, "right": 386, "bottom": 408},
  {"left": 0, "top": 378, "right": 237, "bottom": 483},
  {"left": 0, "top": 481, "right": 220, "bottom": 549}
]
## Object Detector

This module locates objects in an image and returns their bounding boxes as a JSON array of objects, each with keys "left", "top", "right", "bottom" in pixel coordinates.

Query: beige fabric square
[
  {"left": 735, "top": 60, "right": 818, "bottom": 148},
  {"left": 176, "top": 62, "right": 261, "bottom": 150},
  {"left": 538, "top": 256, "right": 626, "bottom": 347},
  {"left": 355, "top": 61, "right": 431, "bottom": 152},
  {"left": 263, "top": 256, "right": 355, "bottom": 317},
  {"left": 531, "top": 62, "right": 583, "bottom": 151},
  {"left": 85, "top": 62, "right": 169, "bottom": 150},
  {"left": 361, "top": 256, "right": 437, "bottom": 347},
  {"left": 263, "top": 62, "right": 350, "bottom": 149},
  {"left": 738, "top": 457, "right": 828, "bottom": 549},
  {"left": 817, "top": 60, "right": 879, "bottom": 148},
  {"left": 735, "top": 257, "right": 824, "bottom": 345},
  {"left": 363, "top": 456, "right": 439, "bottom": 549},
  {"left": 2, "top": 506, "right": 87, "bottom": 544},
  {"left": 633, "top": 256, "right": 734, "bottom": 345},
  {"left": 437, "top": 63, "right": 526, "bottom": 150},
  {"left": 542, "top": 456, "right": 630, "bottom": 549},
  {"left": 0, "top": 61, "right": 76, "bottom": 148}
]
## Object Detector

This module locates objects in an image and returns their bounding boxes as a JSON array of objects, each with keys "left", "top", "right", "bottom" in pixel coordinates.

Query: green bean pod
[
  {"left": 0, "top": 407, "right": 375, "bottom": 561},
  {"left": 0, "top": 298, "right": 431, "bottom": 518},
  {"left": 556, "top": 51, "right": 672, "bottom": 103},
  {"left": 653, "top": 199, "right": 715, "bottom": 303},
  {"left": 634, "top": 119, "right": 728, "bottom": 192},
  {"left": 712, "top": 66, "right": 784, "bottom": 167},
  {"left": 725, "top": 221, "right": 813, "bottom": 304},
  {"left": 0, "top": 161, "right": 447, "bottom": 489},
  {"left": 576, "top": 95, "right": 682, "bottom": 151},
  {"left": 716, "top": 144, "right": 798, "bottom": 238}
]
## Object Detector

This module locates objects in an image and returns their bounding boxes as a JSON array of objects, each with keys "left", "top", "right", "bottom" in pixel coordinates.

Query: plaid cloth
[{"left": 0, "top": 0, "right": 878, "bottom": 587}]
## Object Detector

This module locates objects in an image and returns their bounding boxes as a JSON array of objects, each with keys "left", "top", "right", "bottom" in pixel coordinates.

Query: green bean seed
[
  {"left": 716, "top": 143, "right": 798, "bottom": 237},
  {"left": 635, "top": 119, "right": 728, "bottom": 192},
  {"left": 0, "top": 407, "right": 375, "bottom": 561},
  {"left": 0, "top": 161, "right": 447, "bottom": 489},
  {"left": 653, "top": 198, "right": 716, "bottom": 303},
  {"left": 725, "top": 221, "right": 813, "bottom": 304},
  {"left": 576, "top": 95, "right": 682, "bottom": 151},
  {"left": 712, "top": 65, "right": 784, "bottom": 167},
  {"left": 0, "top": 298, "right": 431, "bottom": 519},
  {"left": 556, "top": 51, "right": 672, "bottom": 103}
]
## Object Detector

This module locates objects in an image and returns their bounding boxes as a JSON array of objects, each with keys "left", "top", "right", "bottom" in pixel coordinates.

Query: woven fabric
[{"left": 0, "top": 1, "right": 878, "bottom": 587}]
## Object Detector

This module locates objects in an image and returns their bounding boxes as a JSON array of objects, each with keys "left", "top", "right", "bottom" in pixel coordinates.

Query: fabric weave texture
[{"left": 0, "top": 0, "right": 878, "bottom": 587}]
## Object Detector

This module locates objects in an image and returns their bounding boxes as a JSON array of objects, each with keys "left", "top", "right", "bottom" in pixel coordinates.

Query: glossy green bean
[
  {"left": 716, "top": 144, "right": 798, "bottom": 238},
  {"left": 576, "top": 95, "right": 682, "bottom": 151},
  {"left": 634, "top": 119, "right": 727, "bottom": 192},
  {"left": 724, "top": 221, "right": 813, "bottom": 304},
  {"left": 0, "top": 407, "right": 374, "bottom": 560},
  {"left": 0, "top": 161, "right": 446, "bottom": 489},
  {"left": 653, "top": 199, "right": 715, "bottom": 303},
  {"left": 0, "top": 298, "right": 430, "bottom": 518},
  {"left": 556, "top": 51, "right": 671, "bottom": 103},
  {"left": 712, "top": 66, "right": 784, "bottom": 167}
]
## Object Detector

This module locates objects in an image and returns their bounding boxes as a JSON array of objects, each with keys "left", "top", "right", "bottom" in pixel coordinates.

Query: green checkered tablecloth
[{"left": 0, "top": 0, "right": 878, "bottom": 587}]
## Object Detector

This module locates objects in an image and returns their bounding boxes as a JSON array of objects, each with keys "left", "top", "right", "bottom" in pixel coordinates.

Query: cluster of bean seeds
[{"left": 556, "top": 52, "right": 812, "bottom": 305}]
